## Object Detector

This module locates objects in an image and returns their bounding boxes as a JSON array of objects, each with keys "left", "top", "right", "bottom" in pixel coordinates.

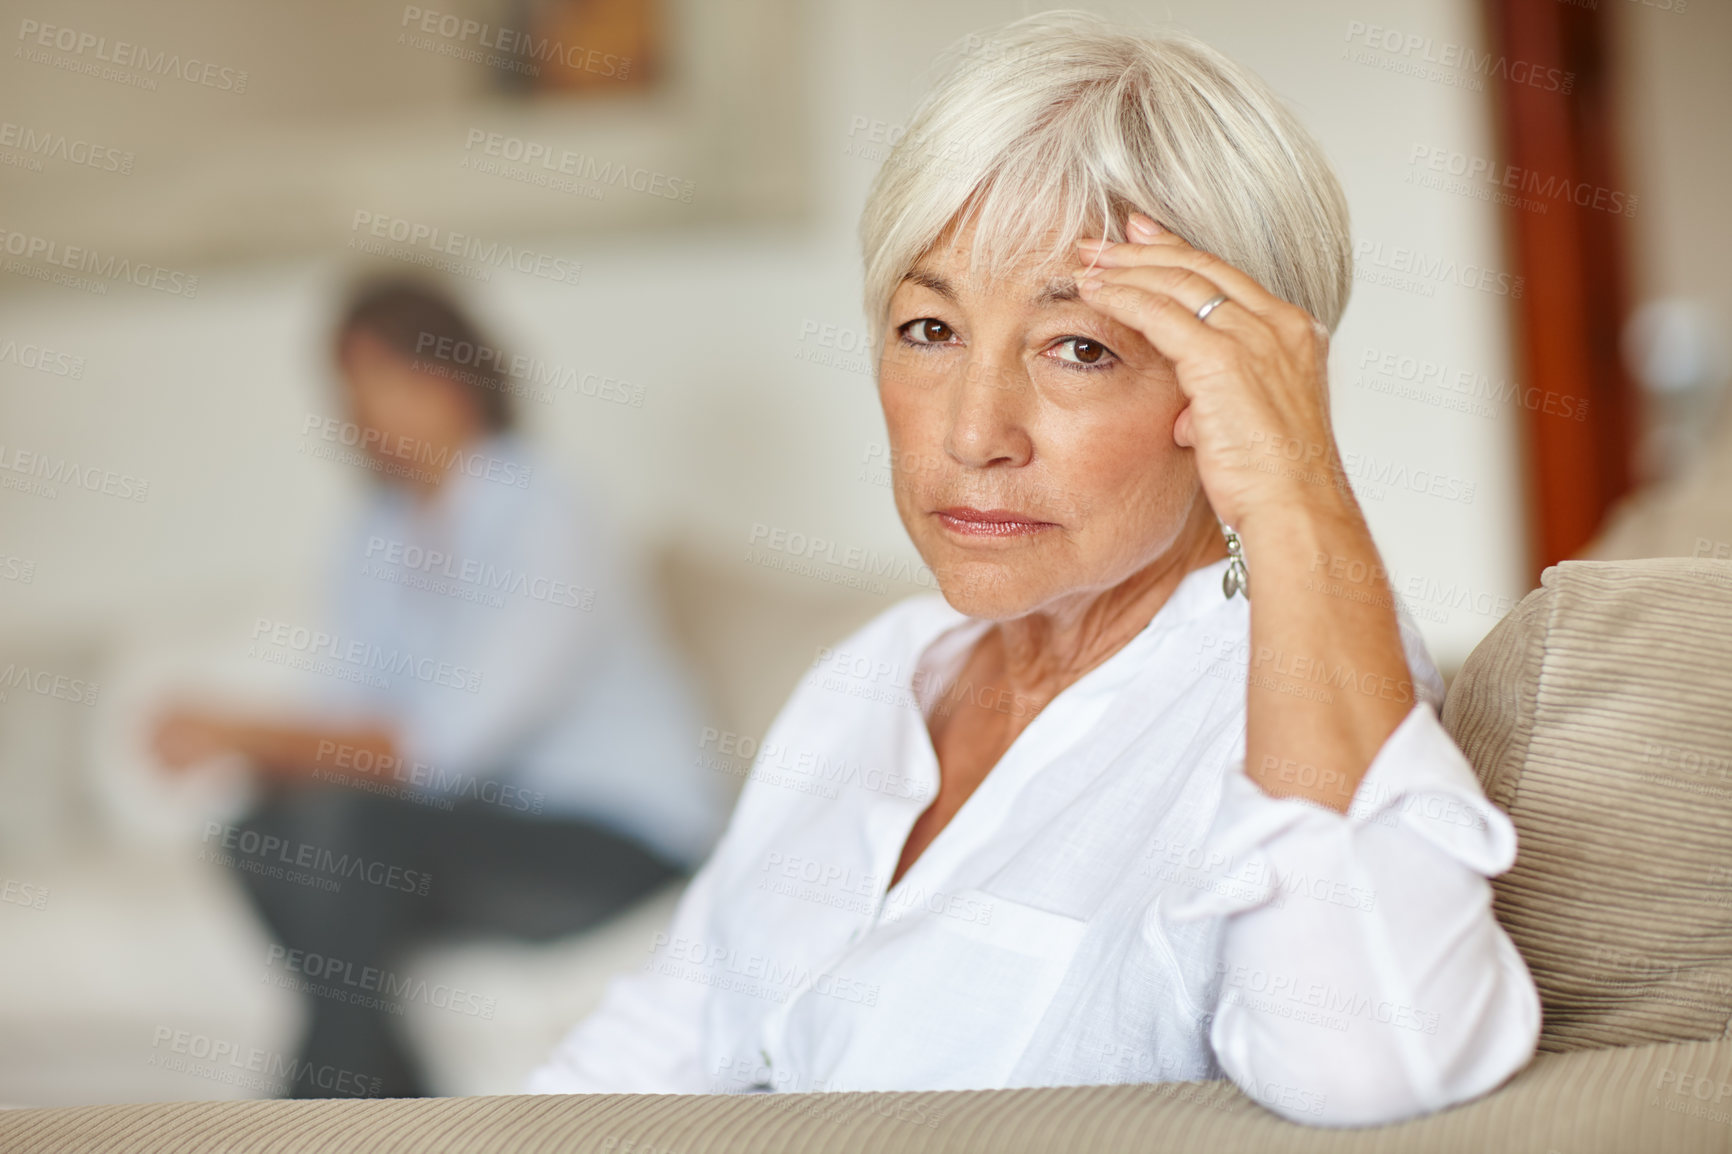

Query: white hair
[{"left": 859, "top": 11, "right": 1353, "bottom": 348}]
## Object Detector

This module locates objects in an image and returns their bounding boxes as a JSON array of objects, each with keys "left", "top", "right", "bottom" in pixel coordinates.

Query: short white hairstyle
[{"left": 859, "top": 11, "right": 1353, "bottom": 347}]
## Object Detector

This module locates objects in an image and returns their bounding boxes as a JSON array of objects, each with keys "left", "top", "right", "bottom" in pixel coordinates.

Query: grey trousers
[{"left": 229, "top": 783, "right": 681, "bottom": 1098}]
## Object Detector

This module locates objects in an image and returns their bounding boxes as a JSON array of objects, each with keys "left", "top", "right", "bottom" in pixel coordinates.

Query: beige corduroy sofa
[{"left": 5, "top": 557, "right": 1732, "bottom": 1153}]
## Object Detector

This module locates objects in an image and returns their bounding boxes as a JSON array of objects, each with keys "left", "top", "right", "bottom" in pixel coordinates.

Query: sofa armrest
[{"left": 5, "top": 1037, "right": 1731, "bottom": 1153}]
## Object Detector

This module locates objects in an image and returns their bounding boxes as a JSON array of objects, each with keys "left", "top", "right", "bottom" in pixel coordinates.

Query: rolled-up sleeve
[{"left": 1165, "top": 702, "right": 1541, "bottom": 1127}]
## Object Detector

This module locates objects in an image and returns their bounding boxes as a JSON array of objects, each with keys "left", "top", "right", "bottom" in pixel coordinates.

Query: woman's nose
[{"left": 943, "top": 356, "right": 1034, "bottom": 469}]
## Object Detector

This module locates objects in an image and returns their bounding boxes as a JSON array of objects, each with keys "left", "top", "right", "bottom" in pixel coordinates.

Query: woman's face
[
  {"left": 878, "top": 221, "right": 1210, "bottom": 621},
  {"left": 338, "top": 330, "right": 482, "bottom": 481}
]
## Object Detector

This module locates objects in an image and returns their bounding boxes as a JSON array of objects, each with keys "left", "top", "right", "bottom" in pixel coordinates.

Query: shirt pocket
[{"left": 791, "top": 889, "right": 1089, "bottom": 1092}]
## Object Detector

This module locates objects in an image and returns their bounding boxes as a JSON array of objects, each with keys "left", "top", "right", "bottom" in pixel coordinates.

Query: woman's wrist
[
  {"left": 1229, "top": 481, "right": 1367, "bottom": 562},
  {"left": 1231, "top": 474, "right": 1409, "bottom": 813}
]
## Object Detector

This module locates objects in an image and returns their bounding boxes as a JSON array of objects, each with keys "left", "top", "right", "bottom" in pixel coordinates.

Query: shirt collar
[{"left": 908, "top": 556, "right": 1239, "bottom": 706}]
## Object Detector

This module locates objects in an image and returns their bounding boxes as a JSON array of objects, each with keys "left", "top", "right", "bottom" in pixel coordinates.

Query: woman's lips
[{"left": 933, "top": 506, "right": 1057, "bottom": 538}]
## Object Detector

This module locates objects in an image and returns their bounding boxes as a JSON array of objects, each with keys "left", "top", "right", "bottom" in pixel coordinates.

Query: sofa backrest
[
  {"left": 651, "top": 542, "right": 901, "bottom": 768},
  {"left": 1442, "top": 557, "right": 1732, "bottom": 1051}
]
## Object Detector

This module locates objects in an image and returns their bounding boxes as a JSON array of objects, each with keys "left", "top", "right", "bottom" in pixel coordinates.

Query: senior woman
[{"left": 530, "top": 13, "right": 1539, "bottom": 1127}]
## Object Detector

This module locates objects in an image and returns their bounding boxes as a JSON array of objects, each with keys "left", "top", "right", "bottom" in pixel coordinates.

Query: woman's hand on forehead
[{"left": 1071, "top": 213, "right": 1340, "bottom": 532}]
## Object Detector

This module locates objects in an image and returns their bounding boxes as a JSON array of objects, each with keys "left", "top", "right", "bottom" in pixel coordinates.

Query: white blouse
[{"left": 528, "top": 558, "right": 1540, "bottom": 1127}]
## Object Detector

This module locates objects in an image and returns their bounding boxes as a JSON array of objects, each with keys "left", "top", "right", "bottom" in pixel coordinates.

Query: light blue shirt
[{"left": 323, "top": 433, "right": 726, "bottom": 867}]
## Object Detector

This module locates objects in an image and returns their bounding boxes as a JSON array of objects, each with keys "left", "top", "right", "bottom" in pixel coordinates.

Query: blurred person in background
[{"left": 150, "top": 276, "right": 727, "bottom": 1098}]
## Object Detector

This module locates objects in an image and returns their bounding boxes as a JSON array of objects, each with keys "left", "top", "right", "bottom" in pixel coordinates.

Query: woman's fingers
[
  {"left": 1076, "top": 264, "right": 1283, "bottom": 370},
  {"left": 1076, "top": 264, "right": 1250, "bottom": 332},
  {"left": 1074, "top": 277, "right": 1239, "bottom": 387},
  {"left": 1076, "top": 224, "right": 1289, "bottom": 320},
  {"left": 1081, "top": 242, "right": 1283, "bottom": 319},
  {"left": 1172, "top": 403, "right": 1198, "bottom": 449}
]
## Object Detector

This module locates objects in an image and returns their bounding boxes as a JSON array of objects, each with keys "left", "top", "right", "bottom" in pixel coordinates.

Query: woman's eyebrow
[
  {"left": 1035, "top": 277, "right": 1081, "bottom": 304},
  {"left": 901, "top": 269, "right": 957, "bottom": 301}
]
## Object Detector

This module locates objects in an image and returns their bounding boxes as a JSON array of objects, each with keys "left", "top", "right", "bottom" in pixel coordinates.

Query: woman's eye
[
  {"left": 1049, "top": 337, "right": 1115, "bottom": 366},
  {"left": 900, "top": 318, "right": 954, "bottom": 344}
]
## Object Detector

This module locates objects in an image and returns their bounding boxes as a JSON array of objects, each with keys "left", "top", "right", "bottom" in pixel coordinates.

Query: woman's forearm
[
  {"left": 223, "top": 719, "right": 398, "bottom": 781},
  {"left": 1237, "top": 483, "right": 1413, "bottom": 813},
  {"left": 1072, "top": 218, "right": 1419, "bottom": 815}
]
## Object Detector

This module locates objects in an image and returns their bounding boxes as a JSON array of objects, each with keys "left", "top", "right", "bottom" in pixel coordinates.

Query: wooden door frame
[{"left": 1481, "top": 0, "right": 1641, "bottom": 576}]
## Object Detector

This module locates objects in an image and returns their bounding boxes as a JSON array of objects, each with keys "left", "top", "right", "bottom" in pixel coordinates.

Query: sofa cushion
[
  {"left": 2, "top": 1036, "right": 1729, "bottom": 1153},
  {"left": 1442, "top": 557, "right": 1732, "bottom": 1051}
]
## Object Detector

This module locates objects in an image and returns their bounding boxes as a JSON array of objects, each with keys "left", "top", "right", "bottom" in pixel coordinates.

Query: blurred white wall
[
  {"left": 0, "top": 0, "right": 1530, "bottom": 674},
  {"left": 1611, "top": 0, "right": 1732, "bottom": 340}
]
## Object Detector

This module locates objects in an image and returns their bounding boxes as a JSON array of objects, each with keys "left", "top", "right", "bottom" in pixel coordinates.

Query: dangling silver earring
[{"left": 1222, "top": 524, "right": 1248, "bottom": 600}]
